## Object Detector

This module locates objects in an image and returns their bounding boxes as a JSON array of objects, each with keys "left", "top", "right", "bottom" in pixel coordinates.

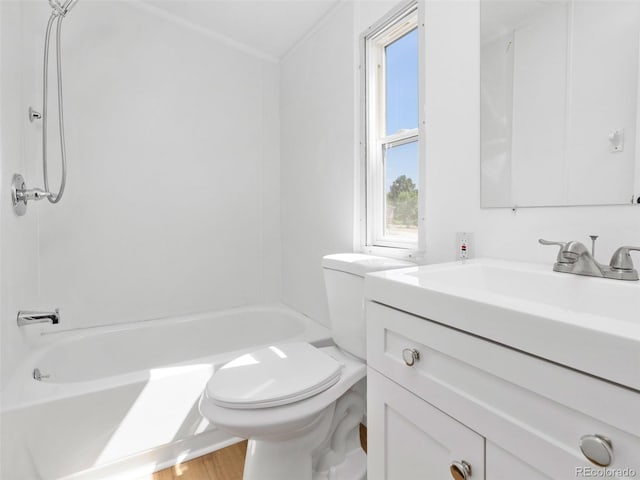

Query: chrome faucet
[
  {"left": 609, "top": 246, "right": 640, "bottom": 279},
  {"left": 539, "top": 239, "right": 640, "bottom": 281},
  {"left": 17, "top": 309, "right": 61, "bottom": 326}
]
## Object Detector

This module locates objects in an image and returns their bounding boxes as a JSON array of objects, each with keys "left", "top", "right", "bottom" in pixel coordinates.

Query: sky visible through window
[{"left": 384, "top": 28, "right": 419, "bottom": 193}]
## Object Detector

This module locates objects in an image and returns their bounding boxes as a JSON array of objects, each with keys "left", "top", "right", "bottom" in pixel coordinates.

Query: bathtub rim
[
  {"left": 25, "top": 302, "right": 318, "bottom": 347},
  {"left": 1, "top": 303, "right": 331, "bottom": 412}
]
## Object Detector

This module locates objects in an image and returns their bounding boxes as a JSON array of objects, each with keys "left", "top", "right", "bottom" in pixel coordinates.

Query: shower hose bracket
[{"left": 28, "top": 107, "right": 42, "bottom": 122}]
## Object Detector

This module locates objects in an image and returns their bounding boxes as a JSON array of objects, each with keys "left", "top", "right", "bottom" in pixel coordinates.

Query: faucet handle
[
  {"left": 539, "top": 239, "right": 573, "bottom": 264},
  {"left": 539, "top": 239, "right": 567, "bottom": 247},
  {"left": 609, "top": 246, "right": 640, "bottom": 271}
]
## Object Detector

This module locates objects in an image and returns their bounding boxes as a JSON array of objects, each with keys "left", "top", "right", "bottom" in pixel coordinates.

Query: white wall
[
  {"left": 279, "top": 0, "right": 640, "bottom": 325},
  {"left": 280, "top": 2, "right": 356, "bottom": 327},
  {"left": 280, "top": 1, "right": 397, "bottom": 326},
  {"left": 0, "top": 1, "right": 41, "bottom": 396},
  {"left": 422, "top": 0, "right": 640, "bottom": 265},
  {"left": 0, "top": 0, "right": 281, "bottom": 389}
]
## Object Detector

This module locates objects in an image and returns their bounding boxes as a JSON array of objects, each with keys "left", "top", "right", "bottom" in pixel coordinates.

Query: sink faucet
[
  {"left": 539, "top": 239, "right": 640, "bottom": 281},
  {"left": 561, "top": 240, "right": 605, "bottom": 277},
  {"left": 17, "top": 309, "right": 61, "bottom": 326}
]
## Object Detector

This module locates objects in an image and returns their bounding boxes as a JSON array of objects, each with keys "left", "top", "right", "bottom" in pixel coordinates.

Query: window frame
[{"left": 360, "top": 2, "right": 425, "bottom": 257}]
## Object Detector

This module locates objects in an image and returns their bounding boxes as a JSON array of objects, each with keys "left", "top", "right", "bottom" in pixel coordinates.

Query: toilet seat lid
[{"left": 206, "top": 342, "right": 343, "bottom": 409}]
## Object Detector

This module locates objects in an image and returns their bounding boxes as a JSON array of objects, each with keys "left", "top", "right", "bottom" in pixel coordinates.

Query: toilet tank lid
[{"left": 322, "top": 253, "right": 414, "bottom": 277}]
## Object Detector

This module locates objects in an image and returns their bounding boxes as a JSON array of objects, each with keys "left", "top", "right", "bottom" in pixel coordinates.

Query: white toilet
[{"left": 199, "top": 253, "right": 413, "bottom": 480}]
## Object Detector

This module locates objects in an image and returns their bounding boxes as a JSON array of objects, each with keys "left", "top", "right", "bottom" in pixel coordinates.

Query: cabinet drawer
[{"left": 366, "top": 301, "right": 640, "bottom": 478}]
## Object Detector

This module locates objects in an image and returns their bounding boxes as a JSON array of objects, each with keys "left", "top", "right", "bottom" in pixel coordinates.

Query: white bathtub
[{"left": 0, "top": 304, "right": 331, "bottom": 480}]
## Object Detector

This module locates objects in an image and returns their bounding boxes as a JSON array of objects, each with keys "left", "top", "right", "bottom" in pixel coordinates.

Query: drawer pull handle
[
  {"left": 402, "top": 348, "right": 420, "bottom": 366},
  {"left": 579, "top": 434, "right": 613, "bottom": 467},
  {"left": 450, "top": 460, "right": 472, "bottom": 480}
]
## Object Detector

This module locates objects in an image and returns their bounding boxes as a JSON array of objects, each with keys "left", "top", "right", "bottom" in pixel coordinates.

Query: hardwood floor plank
[
  {"left": 170, "top": 457, "right": 210, "bottom": 479},
  {"left": 201, "top": 441, "right": 247, "bottom": 480},
  {"left": 149, "top": 469, "right": 173, "bottom": 480},
  {"left": 148, "top": 425, "right": 366, "bottom": 479}
]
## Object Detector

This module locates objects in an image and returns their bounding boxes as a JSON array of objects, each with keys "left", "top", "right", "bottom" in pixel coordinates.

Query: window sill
[{"left": 361, "top": 244, "right": 425, "bottom": 264}]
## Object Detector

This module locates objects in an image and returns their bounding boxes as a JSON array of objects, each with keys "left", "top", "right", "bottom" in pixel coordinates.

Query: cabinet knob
[
  {"left": 450, "top": 460, "right": 472, "bottom": 480},
  {"left": 579, "top": 434, "right": 613, "bottom": 467},
  {"left": 402, "top": 348, "right": 420, "bottom": 366}
]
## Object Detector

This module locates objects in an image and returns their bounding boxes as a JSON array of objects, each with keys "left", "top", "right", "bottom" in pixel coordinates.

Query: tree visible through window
[
  {"left": 387, "top": 174, "right": 418, "bottom": 227},
  {"left": 384, "top": 139, "right": 419, "bottom": 240}
]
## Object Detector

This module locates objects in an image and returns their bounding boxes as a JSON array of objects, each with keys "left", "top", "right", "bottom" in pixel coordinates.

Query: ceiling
[
  {"left": 145, "top": 0, "right": 342, "bottom": 61},
  {"left": 481, "top": 0, "right": 559, "bottom": 42}
]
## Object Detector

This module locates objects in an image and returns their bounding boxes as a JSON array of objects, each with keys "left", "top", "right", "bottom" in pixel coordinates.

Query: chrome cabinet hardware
[
  {"left": 401, "top": 348, "right": 420, "bottom": 367},
  {"left": 539, "top": 238, "right": 639, "bottom": 281},
  {"left": 450, "top": 460, "right": 472, "bottom": 480},
  {"left": 579, "top": 434, "right": 613, "bottom": 467},
  {"left": 17, "top": 309, "right": 60, "bottom": 326}
]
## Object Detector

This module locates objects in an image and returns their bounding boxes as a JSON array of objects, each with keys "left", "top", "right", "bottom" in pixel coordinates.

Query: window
[{"left": 363, "top": 4, "right": 422, "bottom": 252}]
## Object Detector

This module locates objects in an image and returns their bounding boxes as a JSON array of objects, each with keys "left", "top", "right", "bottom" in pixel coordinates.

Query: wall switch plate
[{"left": 456, "top": 232, "right": 474, "bottom": 261}]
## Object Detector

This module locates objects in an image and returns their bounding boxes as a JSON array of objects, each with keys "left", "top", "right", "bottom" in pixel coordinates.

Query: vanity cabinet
[
  {"left": 366, "top": 301, "right": 640, "bottom": 480},
  {"left": 485, "top": 442, "right": 553, "bottom": 479},
  {"left": 368, "top": 368, "right": 485, "bottom": 479}
]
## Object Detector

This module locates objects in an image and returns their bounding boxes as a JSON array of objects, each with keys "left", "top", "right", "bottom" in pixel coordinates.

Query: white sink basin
[{"left": 365, "top": 258, "right": 640, "bottom": 390}]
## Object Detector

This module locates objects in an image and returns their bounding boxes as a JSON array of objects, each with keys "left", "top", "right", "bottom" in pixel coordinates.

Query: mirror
[{"left": 481, "top": 0, "right": 640, "bottom": 208}]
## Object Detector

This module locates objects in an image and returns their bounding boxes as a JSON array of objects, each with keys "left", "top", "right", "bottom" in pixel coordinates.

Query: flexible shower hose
[{"left": 42, "top": 12, "right": 68, "bottom": 203}]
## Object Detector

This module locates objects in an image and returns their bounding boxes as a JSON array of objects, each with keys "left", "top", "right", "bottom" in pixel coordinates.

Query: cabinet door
[
  {"left": 367, "top": 368, "right": 485, "bottom": 480},
  {"left": 486, "top": 441, "right": 553, "bottom": 479}
]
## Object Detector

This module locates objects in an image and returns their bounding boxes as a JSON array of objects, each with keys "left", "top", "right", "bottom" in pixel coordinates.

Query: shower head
[{"left": 48, "top": 0, "right": 79, "bottom": 17}]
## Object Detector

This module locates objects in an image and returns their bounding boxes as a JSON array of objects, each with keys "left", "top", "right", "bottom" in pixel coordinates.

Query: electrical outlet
[{"left": 456, "top": 232, "right": 474, "bottom": 261}]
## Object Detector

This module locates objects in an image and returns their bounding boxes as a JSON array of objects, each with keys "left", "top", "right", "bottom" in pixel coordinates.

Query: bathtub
[{"left": 0, "top": 304, "right": 331, "bottom": 480}]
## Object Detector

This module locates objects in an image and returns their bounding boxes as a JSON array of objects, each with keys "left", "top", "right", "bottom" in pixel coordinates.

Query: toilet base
[
  {"left": 243, "top": 437, "right": 318, "bottom": 480},
  {"left": 242, "top": 387, "right": 366, "bottom": 480},
  {"left": 313, "top": 447, "right": 366, "bottom": 480},
  {"left": 242, "top": 405, "right": 334, "bottom": 480}
]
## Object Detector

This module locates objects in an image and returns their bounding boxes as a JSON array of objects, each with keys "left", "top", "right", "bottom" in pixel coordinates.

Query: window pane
[
  {"left": 385, "top": 28, "right": 419, "bottom": 135},
  {"left": 384, "top": 140, "right": 419, "bottom": 240}
]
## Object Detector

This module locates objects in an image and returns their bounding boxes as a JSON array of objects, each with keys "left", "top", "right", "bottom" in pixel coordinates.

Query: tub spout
[
  {"left": 33, "top": 368, "right": 50, "bottom": 381},
  {"left": 17, "top": 309, "right": 60, "bottom": 326}
]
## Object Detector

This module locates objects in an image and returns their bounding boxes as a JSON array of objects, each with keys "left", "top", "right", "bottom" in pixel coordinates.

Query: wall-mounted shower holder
[
  {"left": 11, "top": 174, "right": 50, "bottom": 216},
  {"left": 28, "top": 107, "right": 42, "bottom": 122}
]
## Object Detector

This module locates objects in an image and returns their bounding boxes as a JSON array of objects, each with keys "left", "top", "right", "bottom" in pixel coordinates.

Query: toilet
[{"left": 199, "top": 253, "right": 413, "bottom": 480}]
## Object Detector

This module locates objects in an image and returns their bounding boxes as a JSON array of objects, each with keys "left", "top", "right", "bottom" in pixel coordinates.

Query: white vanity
[{"left": 365, "top": 259, "right": 640, "bottom": 479}]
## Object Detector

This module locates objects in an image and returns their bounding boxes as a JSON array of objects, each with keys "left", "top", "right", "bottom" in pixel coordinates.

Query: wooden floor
[{"left": 142, "top": 425, "right": 367, "bottom": 480}]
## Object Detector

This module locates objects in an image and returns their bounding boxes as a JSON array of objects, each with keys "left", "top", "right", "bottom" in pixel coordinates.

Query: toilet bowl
[
  {"left": 200, "top": 345, "right": 366, "bottom": 480},
  {"left": 199, "top": 254, "right": 413, "bottom": 480}
]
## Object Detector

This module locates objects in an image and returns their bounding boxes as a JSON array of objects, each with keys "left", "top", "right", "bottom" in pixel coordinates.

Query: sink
[
  {"left": 403, "top": 260, "right": 640, "bottom": 323},
  {"left": 365, "top": 258, "right": 640, "bottom": 390}
]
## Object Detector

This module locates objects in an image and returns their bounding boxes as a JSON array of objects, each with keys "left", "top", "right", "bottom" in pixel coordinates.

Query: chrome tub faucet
[
  {"left": 17, "top": 309, "right": 61, "bottom": 326},
  {"left": 539, "top": 239, "right": 640, "bottom": 281}
]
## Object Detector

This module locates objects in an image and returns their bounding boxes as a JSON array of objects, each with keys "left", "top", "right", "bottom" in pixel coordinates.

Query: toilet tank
[{"left": 322, "top": 254, "right": 414, "bottom": 360}]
